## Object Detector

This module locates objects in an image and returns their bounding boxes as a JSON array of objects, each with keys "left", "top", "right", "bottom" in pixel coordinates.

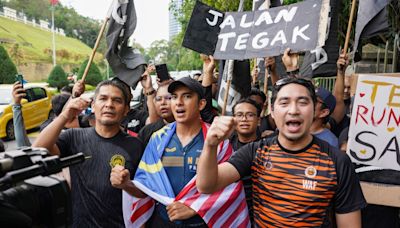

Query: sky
[{"left": 59, "top": 0, "right": 169, "bottom": 48}]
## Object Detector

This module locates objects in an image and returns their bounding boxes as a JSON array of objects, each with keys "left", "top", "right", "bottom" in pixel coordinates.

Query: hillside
[{"left": 0, "top": 16, "right": 99, "bottom": 64}]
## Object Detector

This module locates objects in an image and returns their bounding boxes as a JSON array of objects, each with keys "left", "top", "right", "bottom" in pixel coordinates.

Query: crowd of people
[{"left": 1, "top": 48, "right": 399, "bottom": 227}]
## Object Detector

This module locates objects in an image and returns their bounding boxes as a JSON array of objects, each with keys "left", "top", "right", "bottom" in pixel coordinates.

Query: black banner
[
  {"left": 182, "top": 1, "right": 224, "bottom": 55},
  {"left": 182, "top": 0, "right": 329, "bottom": 60}
]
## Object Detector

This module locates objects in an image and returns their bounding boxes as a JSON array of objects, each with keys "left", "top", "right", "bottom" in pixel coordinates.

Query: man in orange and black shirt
[{"left": 197, "top": 78, "right": 366, "bottom": 227}]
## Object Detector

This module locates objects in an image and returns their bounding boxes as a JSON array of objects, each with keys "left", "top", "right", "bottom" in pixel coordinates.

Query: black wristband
[
  {"left": 144, "top": 89, "right": 155, "bottom": 96},
  {"left": 286, "top": 69, "right": 299, "bottom": 77}
]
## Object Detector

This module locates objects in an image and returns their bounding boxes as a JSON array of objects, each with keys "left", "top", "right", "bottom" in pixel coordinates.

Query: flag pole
[
  {"left": 343, "top": 0, "right": 357, "bottom": 55},
  {"left": 81, "top": 17, "right": 110, "bottom": 82},
  {"left": 51, "top": 4, "right": 56, "bottom": 67},
  {"left": 253, "top": 0, "right": 271, "bottom": 102},
  {"left": 81, "top": 0, "right": 115, "bottom": 82},
  {"left": 221, "top": 61, "right": 234, "bottom": 115},
  {"left": 263, "top": 67, "right": 269, "bottom": 95},
  {"left": 221, "top": 0, "right": 245, "bottom": 115}
]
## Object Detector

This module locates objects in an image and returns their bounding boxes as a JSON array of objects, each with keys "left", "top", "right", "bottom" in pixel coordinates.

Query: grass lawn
[{"left": 0, "top": 17, "right": 94, "bottom": 64}]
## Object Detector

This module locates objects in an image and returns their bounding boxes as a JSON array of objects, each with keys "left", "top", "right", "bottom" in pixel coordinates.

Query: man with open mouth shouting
[{"left": 197, "top": 77, "right": 367, "bottom": 227}]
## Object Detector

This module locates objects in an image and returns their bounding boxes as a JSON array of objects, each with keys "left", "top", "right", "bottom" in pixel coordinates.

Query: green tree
[
  {"left": 0, "top": 45, "right": 18, "bottom": 84},
  {"left": 47, "top": 65, "right": 68, "bottom": 90},
  {"left": 77, "top": 59, "right": 103, "bottom": 86},
  {"left": 9, "top": 43, "right": 25, "bottom": 66}
]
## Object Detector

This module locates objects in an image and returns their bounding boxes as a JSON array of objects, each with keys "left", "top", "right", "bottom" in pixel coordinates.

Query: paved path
[{"left": 3, "top": 131, "right": 38, "bottom": 151}]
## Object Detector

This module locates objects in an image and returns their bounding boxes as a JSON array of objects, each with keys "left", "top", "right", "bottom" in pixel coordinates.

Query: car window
[
  {"left": 0, "top": 88, "right": 12, "bottom": 104},
  {"left": 25, "top": 89, "right": 34, "bottom": 102},
  {"left": 31, "top": 88, "right": 47, "bottom": 101}
]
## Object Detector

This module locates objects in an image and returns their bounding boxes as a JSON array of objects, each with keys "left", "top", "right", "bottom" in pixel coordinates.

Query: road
[{"left": 3, "top": 131, "right": 38, "bottom": 151}]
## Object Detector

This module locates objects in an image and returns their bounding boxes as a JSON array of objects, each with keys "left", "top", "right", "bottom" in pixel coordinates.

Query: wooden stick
[
  {"left": 343, "top": 0, "right": 357, "bottom": 55},
  {"left": 264, "top": 66, "right": 269, "bottom": 95},
  {"left": 222, "top": 60, "right": 234, "bottom": 115},
  {"left": 221, "top": 79, "right": 232, "bottom": 116},
  {"left": 81, "top": 17, "right": 110, "bottom": 82},
  {"left": 221, "top": 0, "right": 245, "bottom": 115}
]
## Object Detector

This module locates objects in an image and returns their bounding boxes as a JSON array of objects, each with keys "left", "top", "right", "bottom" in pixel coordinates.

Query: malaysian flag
[{"left": 122, "top": 122, "right": 250, "bottom": 227}]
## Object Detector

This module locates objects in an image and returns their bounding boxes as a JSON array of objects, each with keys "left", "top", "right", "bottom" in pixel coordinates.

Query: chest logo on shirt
[
  {"left": 110, "top": 154, "right": 126, "bottom": 168},
  {"left": 305, "top": 166, "right": 317, "bottom": 178},
  {"left": 264, "top": 161, "right": 273, "bottom": 170},
  {"left": 165, "top": 147, "right": 176, "bottom": 153}
]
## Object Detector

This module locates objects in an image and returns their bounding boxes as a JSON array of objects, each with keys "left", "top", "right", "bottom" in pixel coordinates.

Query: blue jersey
[
  {"left": 155, "top": 129, "right": 205, "bottom": 225},
  {"left": 163, "top": 130, "right": 204, "bottom": 195}
]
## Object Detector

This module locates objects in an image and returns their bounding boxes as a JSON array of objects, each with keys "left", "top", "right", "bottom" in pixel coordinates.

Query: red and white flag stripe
[{"left": 123, "top": 140, "right": 250, "bottom": 228}]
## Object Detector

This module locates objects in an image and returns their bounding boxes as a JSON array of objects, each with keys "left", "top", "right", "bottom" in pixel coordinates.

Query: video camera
[{"left": 0, "top": 147, "right": 85, "bottom": 227}]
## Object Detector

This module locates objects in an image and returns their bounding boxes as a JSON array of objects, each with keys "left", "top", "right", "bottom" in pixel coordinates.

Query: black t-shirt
[
  {"left": 230, "top": 131, "right": 262, "bottom": 152},
  {"left": 56, "top": 127, "right": 144, "bottom": 228},
  {"left": 137, "top": 119, "right": 166, "bottom": 147},
  {"left": 40, "top": 115, "right": 89, "bottom": 132},
  {"left": 229, "top": 131, "right": 263, "bottom": 223},
  {"left": 228, "top": 136, "right": 367, "bottom": 227},
  {"left": 122, "top": 109, "right": 148, "bottom": 133},
  {"left": 329, "top": 115, "right": 351, "bottom": 138},
  {"left": 259, "top": 115, "right": 276, "bottom": 133}
]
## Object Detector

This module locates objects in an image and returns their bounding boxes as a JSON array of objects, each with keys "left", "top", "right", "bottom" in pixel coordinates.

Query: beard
[{"left": 97, "top": 119, "right": 120, "bottom": 126}]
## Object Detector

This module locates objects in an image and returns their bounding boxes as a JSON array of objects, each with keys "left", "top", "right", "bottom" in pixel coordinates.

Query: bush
[
  {"left": 48, "top": 65, "right": 68, "bottom": 90},
  {"left": 0, "top": 45, "right": 18, "bottom": 84},
  {"left": 77, "top": 59, "right": 103, "bottom": 86}
]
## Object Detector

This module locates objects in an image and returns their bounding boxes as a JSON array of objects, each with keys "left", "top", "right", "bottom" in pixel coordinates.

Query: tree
[
  {"left": 47, "top": 65, "right": 68, "bottom": 90},
  {"left": 0, "top": 45, "right": 18, "bottom": 84},
  {"left": 77, "top": 59, "right": 103, "bottom": 86},
  {"left": 9, "top": 43, "right": 25, "bottom": 66}
]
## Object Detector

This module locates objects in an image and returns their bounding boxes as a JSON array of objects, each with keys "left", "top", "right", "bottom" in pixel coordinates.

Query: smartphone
[
  {"left": 15, "top": 74, "right": 24, "bottom": 88},
  {"left": 155, "top": 64, "right": 170, "bottom": 82}
]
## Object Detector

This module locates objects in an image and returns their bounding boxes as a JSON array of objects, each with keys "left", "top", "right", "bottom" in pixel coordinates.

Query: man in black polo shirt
[
  {"left": 33, "top": 78, "right": 144, "bottom": 227},
  {"left": 197, "top": 78, "right": 366, "bottom": 227}
]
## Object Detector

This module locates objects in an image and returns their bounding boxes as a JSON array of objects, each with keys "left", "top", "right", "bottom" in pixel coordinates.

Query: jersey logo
[
  {"left": 305, "top": 166, "right": 317, "bottom": 178},
  {"left": 165, "top": 147, "right": 177, "bottom": 153},
  {"left": 110, "top": 154, "right": 126, "bottom": 168},
  {"left": 264, "top": 160, "right": 273, "bottom": 170},
  {"left": 302, "top": 179, "right": 318, "bottom": 190}
]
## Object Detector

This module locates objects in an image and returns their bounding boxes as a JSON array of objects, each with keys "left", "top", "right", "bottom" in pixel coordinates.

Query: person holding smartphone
[{"left": 12, "top": 81, "right": 31, "bottom": 148}]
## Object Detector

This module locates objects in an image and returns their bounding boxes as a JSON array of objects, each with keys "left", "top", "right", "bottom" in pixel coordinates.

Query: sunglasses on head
[{"left": 275, "top": 77, "right": 313, "bottom": 88}]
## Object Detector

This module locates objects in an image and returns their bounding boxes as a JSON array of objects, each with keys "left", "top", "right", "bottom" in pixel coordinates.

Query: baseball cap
[
  {"left": 316, "top": 87, "right": 336, "bottom": 113},
  {"left": 168, "top": 77, "right": 205, "bottom": 99}
]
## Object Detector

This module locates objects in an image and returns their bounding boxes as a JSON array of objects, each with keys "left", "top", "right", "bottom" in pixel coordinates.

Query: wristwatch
[{"left": 144, "top": 89, "right": 155, "bottom": 96}]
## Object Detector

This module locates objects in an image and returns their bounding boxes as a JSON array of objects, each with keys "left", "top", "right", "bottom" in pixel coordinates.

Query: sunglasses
[{"left": 275, "top": 77, "right": 314, "bottom": 88}]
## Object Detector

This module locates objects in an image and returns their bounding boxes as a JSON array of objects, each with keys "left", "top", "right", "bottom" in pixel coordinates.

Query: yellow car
[{"left": 0, "top": 84, "right": 53, "bottom": 139}]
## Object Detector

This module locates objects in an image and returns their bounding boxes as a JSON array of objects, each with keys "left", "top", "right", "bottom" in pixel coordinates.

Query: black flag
[
  {"left": 353, "top": 0, "right": 390, "bottom": 62},
  {"left": 217, "top": 60, "right": 252, "bottom": 115},
  {"left": 300, "top": 0, "right": 340, "bottom": 78},
  {"left": 182, "top": 1, "right": 224, "bottom": 55},
  {"left": 105, "top": 0, "right": 146, "bottom": 88}
]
